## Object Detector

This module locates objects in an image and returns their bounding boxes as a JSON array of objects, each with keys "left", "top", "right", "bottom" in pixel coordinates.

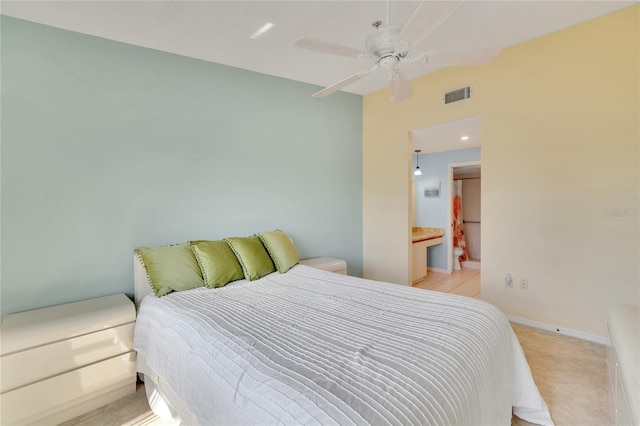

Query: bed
[{"left": 133, "top": 259, "right": 553, "bottom": 425}]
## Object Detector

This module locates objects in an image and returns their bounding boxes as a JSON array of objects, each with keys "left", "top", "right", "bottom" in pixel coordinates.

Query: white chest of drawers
[{"left": 0, "top": 293, "right": 137, "bottom": 425}]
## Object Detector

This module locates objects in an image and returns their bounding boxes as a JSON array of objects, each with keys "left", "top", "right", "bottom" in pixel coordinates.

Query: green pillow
[
  {"left": 136, "top": 243, "right": 204, "bottom": 297},
  {"left": 190, "top": 240, "right": 244, "bottom": 288},
  {"left": 225, "top": 236, "right": 275, "bottom": 281},
  {"left": 258, "top": 230, "right": 299, "bottom": 273}
]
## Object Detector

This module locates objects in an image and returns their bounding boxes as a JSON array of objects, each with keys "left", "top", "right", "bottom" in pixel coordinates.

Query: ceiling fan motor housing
[{"left": 365, "top": 25, "right": 409, "bottom": 68}]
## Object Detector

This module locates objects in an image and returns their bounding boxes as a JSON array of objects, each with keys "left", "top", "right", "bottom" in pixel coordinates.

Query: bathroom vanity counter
[
  {"left": 412, "top": 227, "right": 444, "bottom": 245},
  {"left": 412, "top": 227, "right": 444, "bottom": 283}
]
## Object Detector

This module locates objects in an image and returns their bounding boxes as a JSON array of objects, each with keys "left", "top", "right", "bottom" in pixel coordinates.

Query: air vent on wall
[{"left": 444, "top": 86, "right": 471, "bottom": 104}]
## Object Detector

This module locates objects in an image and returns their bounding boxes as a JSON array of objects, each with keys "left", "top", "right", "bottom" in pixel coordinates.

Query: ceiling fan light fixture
[{"left": 389, "top": 69, "right": 413, "bottom": 102}]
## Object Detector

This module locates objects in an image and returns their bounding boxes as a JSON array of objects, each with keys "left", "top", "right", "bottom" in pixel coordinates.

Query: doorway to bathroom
[
  {"left": 410, "top": 115, "right": 481, "bottom": 275},
  {"left": 447, "top": 162, "right": 481, "bottom": 272}
]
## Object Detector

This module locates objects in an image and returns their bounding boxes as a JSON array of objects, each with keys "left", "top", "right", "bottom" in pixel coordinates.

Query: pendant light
[{"left": 414, "top": 149, "right": 423, "bottom": 176}]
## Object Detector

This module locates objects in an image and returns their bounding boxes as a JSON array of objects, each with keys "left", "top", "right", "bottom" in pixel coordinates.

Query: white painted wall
[{"left": 363, "top": 6, "right": 639, "bottom": 339}]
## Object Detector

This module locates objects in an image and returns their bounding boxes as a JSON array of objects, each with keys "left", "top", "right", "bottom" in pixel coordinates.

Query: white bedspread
[{"left": 134, "top": 265, "right": 553, "bottom": 425}]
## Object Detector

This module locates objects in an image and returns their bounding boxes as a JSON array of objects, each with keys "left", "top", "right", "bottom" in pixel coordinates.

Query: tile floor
[{"left": 413, "top": 266, "right": 481, "bottom": 298}]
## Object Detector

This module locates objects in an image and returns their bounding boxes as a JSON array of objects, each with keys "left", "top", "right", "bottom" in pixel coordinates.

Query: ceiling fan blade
[
  {"left": 404, "top": 52, "right": 428, "bottom": 65},
  {"left": 397, "top": 0, "right": 463, "bottom": 48},
  {"left": 313, "top": 65, "right": 379, "bottom": 98},
  {"left": 388, "top": 69, "right": 413, "bottom": 102},
  {"left": 293, "top": 37, "right": 367, "bottom": 58},
  {"left": 426, "top": 47, "right": 501, "bottom": 68}
]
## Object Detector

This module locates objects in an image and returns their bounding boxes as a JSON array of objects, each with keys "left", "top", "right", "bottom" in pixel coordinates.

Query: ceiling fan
[{"left": 293, "top": 0, "right": 500, "bottom": 102}]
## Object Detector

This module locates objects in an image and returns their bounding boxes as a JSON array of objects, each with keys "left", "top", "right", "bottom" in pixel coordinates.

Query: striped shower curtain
[{"left": 452, "top": 180, "right": 468, "bottom": 262}]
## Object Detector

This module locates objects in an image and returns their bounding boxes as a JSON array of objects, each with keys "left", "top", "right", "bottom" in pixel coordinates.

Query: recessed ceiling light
[
  {"left": 460, "top": 136, "right": 470, "bottom": 141},
  {"left": 251, "top": 23, "right": 274, "bottom": 39}
]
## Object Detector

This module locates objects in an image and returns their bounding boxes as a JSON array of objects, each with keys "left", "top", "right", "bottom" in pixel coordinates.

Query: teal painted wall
[
  {"left": 413, "top": 148, "right": 480, "bottom": 269},
  {"left": 0, "top": 17, "right": 363, "bottom": 319}
]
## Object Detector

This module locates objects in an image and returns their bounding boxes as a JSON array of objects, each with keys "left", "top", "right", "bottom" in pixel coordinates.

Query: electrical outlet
[
  {"left": 520, "top": 279, "right": 528, "bottom": 290},
  {"left": 505, "top": 273, "right": 513, "bottom": 288}
]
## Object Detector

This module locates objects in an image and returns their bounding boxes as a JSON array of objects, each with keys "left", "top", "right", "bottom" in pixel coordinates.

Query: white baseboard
[
  {"left": 507, "top": 315, "right": 611, "bottom": 346},
  {"left": 427, "top": 267, "right": 448, "bottom": 274},
  {"left": 461, "top": 260, "right": 480, "bottom": 269}
]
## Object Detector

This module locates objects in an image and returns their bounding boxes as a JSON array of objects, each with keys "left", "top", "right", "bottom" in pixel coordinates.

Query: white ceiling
[
  {"left": 1, "top": 1, "right": 635, "bottom": 98},
  {"left": 412, "top": 116, "right": 480, "bottom": 153}
]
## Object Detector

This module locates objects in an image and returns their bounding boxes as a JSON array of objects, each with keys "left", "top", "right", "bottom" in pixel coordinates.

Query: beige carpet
[
  {"left": 511, "top": 323, "right": 609, "bottom": 426},
  {"left": 58, "top": 385, "right": 174, "bottom": 426},
  {"left": 63, "top": 323, "right": 609, "bottom": 426}
]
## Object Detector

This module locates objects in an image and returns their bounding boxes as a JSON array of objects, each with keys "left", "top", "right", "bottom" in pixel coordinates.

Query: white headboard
[{"left": 134, "top": 253, "right": 155, "bottom": 308}]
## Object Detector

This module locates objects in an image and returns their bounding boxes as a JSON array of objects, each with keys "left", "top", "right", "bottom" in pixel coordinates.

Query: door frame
[{"left": 446, "top": 161, "right": 481, "bottom": 273}]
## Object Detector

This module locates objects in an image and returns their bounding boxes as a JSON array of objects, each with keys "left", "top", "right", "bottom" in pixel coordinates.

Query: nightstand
[
  {"left": 299, "top": 257, "right": 347, "bottom": 275},
  {"left": 0, "top": 293, "right": 137, "bottom": 425}
]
